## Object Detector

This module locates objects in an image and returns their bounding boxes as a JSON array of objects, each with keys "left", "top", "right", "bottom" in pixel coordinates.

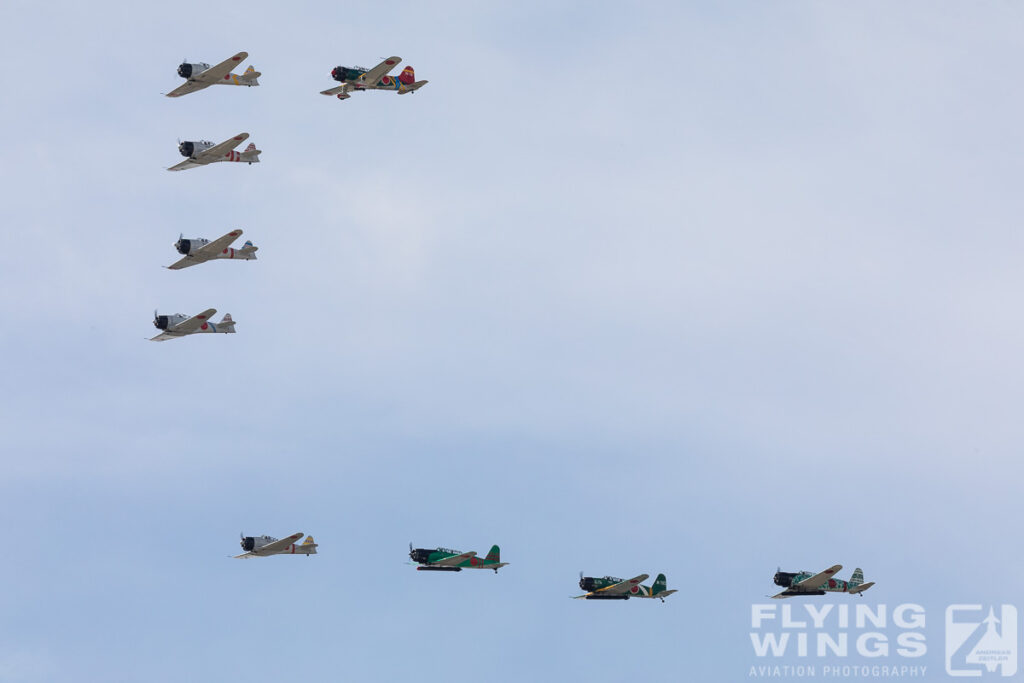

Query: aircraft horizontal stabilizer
[{"left": 849, "top": 581, "right": 875, "bottom": 594}]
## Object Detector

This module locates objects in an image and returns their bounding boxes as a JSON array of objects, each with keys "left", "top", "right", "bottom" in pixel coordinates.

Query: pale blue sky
[{"left": 1, "top": 2, "right": 1022, "bottom": 681}]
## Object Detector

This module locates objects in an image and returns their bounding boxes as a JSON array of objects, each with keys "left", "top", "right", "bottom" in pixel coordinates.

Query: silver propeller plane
[
  {"left": 168, "top": 133, "right": 260, "bottom": 172},
  {"left": 166, "top": 51, "right": 260, "bottom": 98},
  {"left": 150, "top": 308, "right": 235, "bottom": 341},
  {"left": 235, "top": 533, "right": 318, "bottom": 558},
  {"left": 167, "top": 229, "right": 257, "bottom": 270}
]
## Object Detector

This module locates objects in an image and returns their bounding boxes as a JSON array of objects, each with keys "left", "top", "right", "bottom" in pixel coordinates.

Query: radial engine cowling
[
  {"left": 177, "top": 62, "right": 209, "bottom": 79},
  {"left": 579, "top": 577, "right": 595, "bottom": 592},
  {"left": 154, "top": 315, "right": 170, "bottom": 330},
  {"left": 175, "top": 239, "right": 191, "bottom": 255},
  {"left": 332, "top": 66, "right": 362, "bottom": 83},
  {"left": 241, "top": 536, "right": 256, "bottom": 551},
  {"left": 179, "top": 141, "right": 195, "bottom": 158},
  {"left": 774, "top": 571, "right": 797, "bottom": 588}
]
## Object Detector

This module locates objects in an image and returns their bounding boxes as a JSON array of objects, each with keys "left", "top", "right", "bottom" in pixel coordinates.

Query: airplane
[
  {"left": 150, "top": 308, "right": 235, "bottom": 341},
  {"left": 166, "top": 51, "right": 260, "bottom": 98},
  {"left": 167, "top": 229, "right": 257, "bottom": 270},
  {"left": 574, "top": 573, "right": 678, "bottom": 602},
  {"left": 771, "top": 565, "right": 875, "bottom": 598},
  {"left": 235, "top": 532, "right": 317, "bottom": 559},
  {"left": 168, "top": 133, "right": 260, "bottom": 172},
  {"left": 320, "top": 56, "right": 427, "bottom": 100},
  {"left": 408, "top": 543, "right": 508, "bottom": 573}
]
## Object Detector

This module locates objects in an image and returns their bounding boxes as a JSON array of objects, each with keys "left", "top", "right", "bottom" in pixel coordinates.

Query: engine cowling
[
  {"left": 241, "top": 536, "right": 256, "bottom": 551},
  {"left": 331, "top": 66, "right": 363, "bottom": 83},
  {"left": 580, "top": 577, "right": 595, "bottom": 591},
  {"left": 174, "top": 237, "right": 208, "bottom": 255},
  {"left": 179, "top": 141, "right": 195, "bottom": 158},
  {"left": 774, "top": 571, "right": 798, "bottom": 587},
  {"left": 409, "top": 548, "right": 432, "bottom": 564},
  {"left": 154, "top": 315, "right": 170, "bottom": 330},
  {"left": 177, "top": 62, "right": 210, "bottom": 79}
]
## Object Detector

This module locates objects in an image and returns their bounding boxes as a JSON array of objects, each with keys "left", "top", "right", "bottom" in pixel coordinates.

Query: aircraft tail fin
[
  {"left": 398, "top": 65, "right": 415, "bottom": 85},
  {"left": 241, "top": 143, "right": 260, "bottom": 163},
  {"left": 848, "top": 568, "right": 873, "bottom": 594},
  {"left": 652, "top": 573, "right": 668, "bottom": 595},
  {"left": 398, "top": 80, "right": 428, "bottom": 95},
  {"left": 849, "top": 568, "right": 864, "bottom": 588},
  {"left": 485, "top": 545, "right": 500, "bottom": 563},
  {"left": 218, "top": 313, "right": 236, "bottom": 332},
  {"left": 240, "top": 65, "right": 260, "bottom": 85}
]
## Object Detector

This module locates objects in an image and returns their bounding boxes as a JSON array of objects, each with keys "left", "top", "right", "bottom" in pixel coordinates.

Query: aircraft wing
[
  {"left": 167, "top": 158, "right": 203, "bottom": 172},
  {"left": 431, "top": 551, "right": 476, "bottom": 567},
  {"left": 253, "top": 532, "right": 304, "bottom": 554},
  {"left": 195, "top": 133, "right": 249, "bottom": 161},
  {"left": 167, "top": 308, "right": 217, "bottom": 335},
  {"left": 167, "top": 254, "right": 199, "bottom": 270},
  {"left": 320, "top": 84, "right": 349, "bottom": 97},
  {"left": 166, "top": 80, "right": 212, "bottom": 98},
  {"left": 594, "top": 574, "right": 650, "bottom": 596},
  {"left": 359, "top": 56, "right": 401, "bottom": 84},
  {"left": 193, "top": 230, "right": 244, "bottom": 259},
  {"left": 197, "top": 51, "right": 248, "bottom": 83},
  {"left": 793, "top": 564, "right": 843, "bottom": 591},
  {"left": 149, "top": 331, "right": 179, "bottom": 342}
]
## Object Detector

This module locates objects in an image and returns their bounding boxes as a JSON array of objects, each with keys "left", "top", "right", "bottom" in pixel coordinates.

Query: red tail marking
[{"left": 399, "top": 66, "right": 415, "bottom": 85}]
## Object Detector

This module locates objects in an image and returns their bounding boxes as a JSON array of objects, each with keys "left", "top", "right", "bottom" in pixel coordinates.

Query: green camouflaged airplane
[
  {"left": 771, "top": 565, "right": 875, "bottom": 598},
  {"left": 574, "top": 572, "right": 677, "bottom": 602},
  {"left": 409, "top": 543, "right": 508, "bottom": 573}
]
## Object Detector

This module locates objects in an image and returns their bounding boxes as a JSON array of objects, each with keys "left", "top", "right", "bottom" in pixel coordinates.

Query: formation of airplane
[
  {"left": 235, "top": 533, "right": 317, "bottom": 558},
  {"left": 771, "top": 565, "right": 875, "bottom": 598},
  {"left": 409, "top": 543, "right": 508, "bottom": 572},
  {"left": 166, "top": 51, "right": 260, "bottom": 98},
  {"left": 167, "top": 133, "right": 260, "bottom": 172},
  {"left": 574, "top": 573, "right": 678, "bottom": 602},
  {"left": 150, "top": 308, "right": 235, "bottom": 341},
  {"left": 320, "top": 56, "right": 428, "bottom": 100},
  {"left": 167, "top": 229, "right": 257, "bottom": 270},
  {"left": 156, "top": 56, "right": 879, "bottom": 612}
]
